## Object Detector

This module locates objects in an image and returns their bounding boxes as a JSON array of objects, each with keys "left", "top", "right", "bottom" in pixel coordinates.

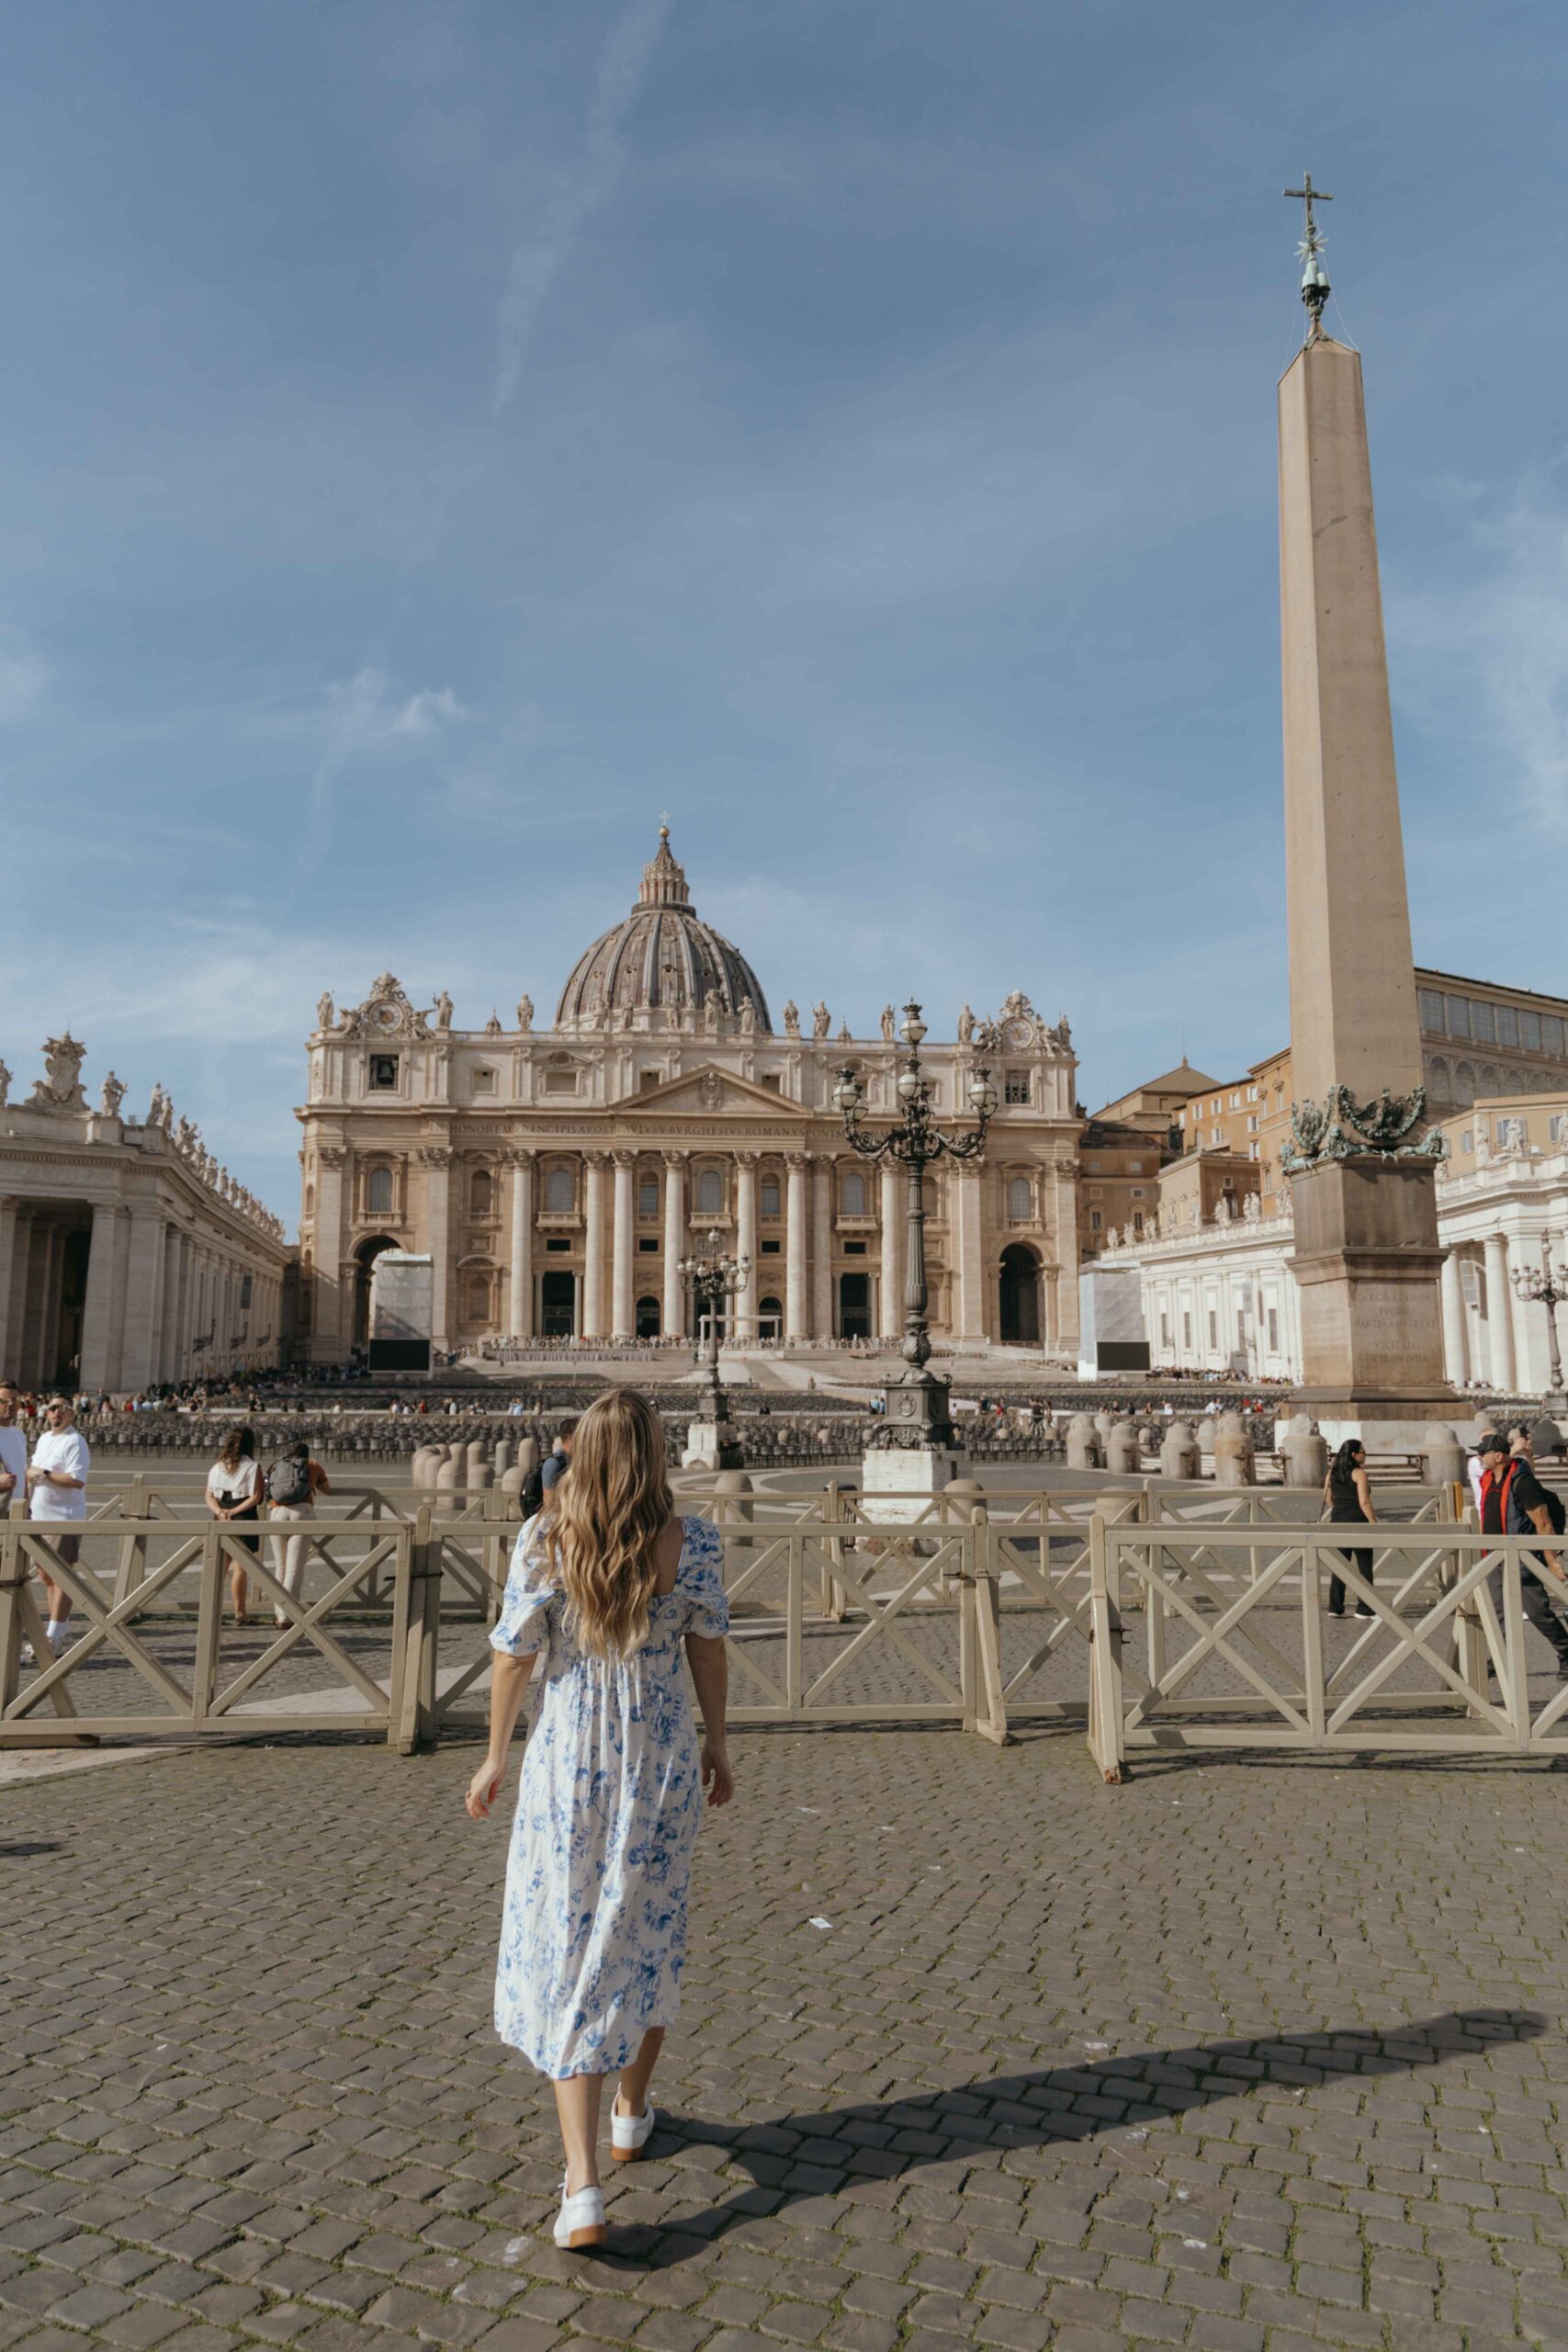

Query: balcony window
[
  {"left": 637, "top": 1177, "right": 660, "bottom": 1216},
  {"left": 367, "top": 1167, "right": 394, "bottom": 1216},
  {"left": 840, "top": 1170, "right": 867, "bottom": 1216},
  {"left": 1003, "top": 1071, "right": 1031, "bottom": 1106},
  {"left": 1007, "top": 1176, "right": 1032, "bottom": 1221},
  {"left": 696, "top": 1169, "right": 724, "bottom": 1216},
  {"left": 545, "top": 1168, "right": 575, "bottom": 1212},
  {"left": 369, "top": 1055, "right": 399, "bottom": 1091},
  {"left": 760, "top": 1175, "right": 781, "bottom": 1217}
]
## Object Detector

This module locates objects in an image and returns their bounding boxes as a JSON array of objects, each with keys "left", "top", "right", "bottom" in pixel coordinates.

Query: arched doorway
[
  {"left": 998, "top": 1243, "right": 1042, "bottom": 1346},
  {"left": 838, "top": 1272, "right": 871, "bottom": 1340},
  {"left": 636, "top": 1295, "right": 660, "bottom": 1340},
  {"left": 758, "top": 1294, "right": 783, "bottom": 1340},
  {"left": 540, "top": 1269, "right": 577, "bottom": 1338},
  {"left": 353, "top": 1235, "right": 400, "bottom": 1351}
]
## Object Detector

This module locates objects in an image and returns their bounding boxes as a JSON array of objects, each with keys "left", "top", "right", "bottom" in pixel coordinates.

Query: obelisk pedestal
[{"left": 1278, "top": 330, "right": 1451, "bottom": 1446}]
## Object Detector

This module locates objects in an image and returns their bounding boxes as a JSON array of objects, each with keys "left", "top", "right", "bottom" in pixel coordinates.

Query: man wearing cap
[{"left": 1476, "top": 1430, "right": 1568, "bottom": 1679}]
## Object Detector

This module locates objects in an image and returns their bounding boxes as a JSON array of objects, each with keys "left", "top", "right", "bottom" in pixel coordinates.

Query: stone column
[
  {"left": 118, "top": 1211, "right": 166, "bottom": 1391},
  {"left": 312, "top": 1148, "right": 347, "bottom": 1361},
  {"left": 812, "top": 1155, "right": 833, "bottom": 1340},
  {"left": 878, "top": 1162, "right": 901, "bottom": 1341},
  {"left": 157, "top": 1225, "right": 182, "bottom": 1381},
  {"left": 582, "top": 1154, "right": 608, "bottom": 1339},
  {"left": 1440, "top": 1250, "right": 1469, "bottom": 1386},
  {"left": 735, "top": 1154, "right": 758, "bottom": 1341},
  {"left": 953, "top": 1162, "right": 986, "bottom": 1343},
  {"left": 1484, "top": 1233, "right": 1515, "bottom": 1389},
  {"left": 611, "top": 1152, "right": 636, "bottom": 1340},
  {"left": 506, "top": 1151, "right": 535, "bottom": 1339},
  {"left": 0, "top": 1199, "right": 18, "bottom": 1377},
  {"left": 422, "top": 1148, "right": 454, "bottom": 1351},
  {"left": 78, "top": 1204, "right": 129, "bottom": 1391},
  {"left": 174, "top": 1233, "right": 195, "bottom": 1374},
  {"left": 662, "top": 1153, "right": 687, "bottom": 1339},
  {"left": 785, "top": 1154, "right": 810, "bottom": 1341},
  {"left": 1279, "top": 329, "right": 1446, "bottom": 1424}
]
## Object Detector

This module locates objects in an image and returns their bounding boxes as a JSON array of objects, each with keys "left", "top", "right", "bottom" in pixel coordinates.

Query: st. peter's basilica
[{"left": 296, "top": 829, "right": 1081, "bottom": 1362}]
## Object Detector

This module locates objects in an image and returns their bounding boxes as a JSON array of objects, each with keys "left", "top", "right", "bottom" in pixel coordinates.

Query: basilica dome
[{"left": 555, "top": 827, "right": 773, "bottom": 1033}]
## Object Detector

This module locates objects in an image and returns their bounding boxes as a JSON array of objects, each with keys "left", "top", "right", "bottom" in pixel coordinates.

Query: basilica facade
[{"left": 296, "top": 831, "right": 1080, "bottom": 1363}]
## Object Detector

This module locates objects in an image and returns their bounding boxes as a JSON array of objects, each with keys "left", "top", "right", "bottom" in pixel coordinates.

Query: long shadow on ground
[{"left": 598, "top": 2007, "right": 1542, "bottom": 2268}]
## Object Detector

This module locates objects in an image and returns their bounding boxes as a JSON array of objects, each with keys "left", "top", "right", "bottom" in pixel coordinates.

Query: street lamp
[
  {"left": 677, "top": 1226, "right": 749, "bottom": 1469},
  {"left": 835, "top": 1000, "right": 997, "bottom": 1450},
  {"left": 1511, "top": 1234, "right": 1568, "bottom": 1408}
]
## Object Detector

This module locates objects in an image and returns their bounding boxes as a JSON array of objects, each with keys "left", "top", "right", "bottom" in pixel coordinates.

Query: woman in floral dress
[{"left": 465, "top": 1388, "right": 733, "bottom": 2251}]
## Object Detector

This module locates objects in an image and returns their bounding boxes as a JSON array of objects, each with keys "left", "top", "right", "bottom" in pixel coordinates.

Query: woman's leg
[
  {"left": 552, "top": 2073, "right": 606, "bottom": 2192},
  {"left": 616, "top": 2028, "right": 665, "bottom": 2119}
]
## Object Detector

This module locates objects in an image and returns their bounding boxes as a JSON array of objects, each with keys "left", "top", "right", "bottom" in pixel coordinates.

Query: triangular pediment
[{"left": 616, "top": 1064, "right": 811, "bottom": 1119}]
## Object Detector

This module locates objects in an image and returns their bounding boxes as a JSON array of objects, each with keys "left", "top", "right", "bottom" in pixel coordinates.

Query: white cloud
[
  {"left": 1391, "top": 470, "right": 1568, "bottom": 843},
  {"left": 308, "top": 665, "right": 469, "bottom": 859},
  {"left": 0, "top": 632, "right": 48, "bottom": 721},
  {"left": 492, "top": 0, "right": 674, "bottom": 414}
]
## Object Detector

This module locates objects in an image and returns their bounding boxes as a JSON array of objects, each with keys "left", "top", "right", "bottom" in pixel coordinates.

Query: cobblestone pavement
[{"left": 5, "top": 1734, "right": 1568, "bottom": 2352}]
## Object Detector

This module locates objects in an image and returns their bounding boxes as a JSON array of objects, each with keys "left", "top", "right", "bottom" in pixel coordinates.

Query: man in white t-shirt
[
  {"left": 0, "top": 1381, "right": 28, "bottom": 1521},
  {"left": 27, "top": 1394, "right": 90, "bottom": 1654}
]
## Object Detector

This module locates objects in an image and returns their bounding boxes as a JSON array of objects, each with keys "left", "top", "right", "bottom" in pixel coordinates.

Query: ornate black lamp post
[
  {"left": 1511, "top": 1234, "right": 1568, "bottom": 1408},
  {"left": 834, "top": 1001, "right": 997, "bottom": 1450},
  {"left": 678, "top": 1227, "right": 748, "bottom": 1469}
]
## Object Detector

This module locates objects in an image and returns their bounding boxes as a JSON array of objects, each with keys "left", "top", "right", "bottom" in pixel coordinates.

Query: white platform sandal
[
  {"left": 611, "top": 2098, "right": 656, "bottom": 2163},
  {"left": 553, "top": 2180, "right": 606, "bottom": 2249}
]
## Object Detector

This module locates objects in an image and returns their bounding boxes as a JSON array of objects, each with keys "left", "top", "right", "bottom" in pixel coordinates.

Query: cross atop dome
[{"left": 638, "top": 821, "right": 691, "bottom": 910}]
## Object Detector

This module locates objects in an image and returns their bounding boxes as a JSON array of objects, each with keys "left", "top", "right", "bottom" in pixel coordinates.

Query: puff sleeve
[
  {"left": 680, "top": 1517, "right": 729, "bottom": 1640},
  {"left": 491, "top": 1516, "right": 558, "bottom": 1657}
]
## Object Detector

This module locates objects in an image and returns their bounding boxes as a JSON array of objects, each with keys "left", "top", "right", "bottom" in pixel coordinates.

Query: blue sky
[{"left": 3, "top": 0, "right": 1564, "bottom": 1216}]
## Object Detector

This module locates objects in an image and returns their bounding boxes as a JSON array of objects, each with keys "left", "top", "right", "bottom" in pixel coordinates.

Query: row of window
[
  {"left": 1419, "top": 991, "right": 1567, "bottom": 1057},
  {"left": 365, "top": 1054, "right": 1041, "bottom": 1106},
  {"left": 1459, "top": 1113, "right": 1568, "bottom": 1152},
  {"left": 357, "top": 1164, "right": 1044, "bottom": 1222},
  {"left": 1158, "top": 1306, "right": 1281, "bottom": 1354},
  {"left": 1429, "top": 1057, "right": 1560, "bottom": 1108}
]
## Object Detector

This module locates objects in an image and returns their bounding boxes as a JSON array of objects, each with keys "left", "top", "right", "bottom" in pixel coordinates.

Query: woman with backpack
[
  {"left": 464, "top": 1387, "right": 733, "bottom": 2254},
  {"left": 265, "top": 1438, "right": 331, "bottom": 1628},
  {"left": 206, "top": 1425, "right": 263, "bottom": 1627}
]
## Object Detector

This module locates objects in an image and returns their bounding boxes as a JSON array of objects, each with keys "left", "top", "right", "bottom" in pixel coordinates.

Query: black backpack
[
  {"left": 520, "top": 1464, "right": 544, "bottom": 1519},
  {"left": 1506, "top": 1464, "right": 1567, "bottom": 1537}
]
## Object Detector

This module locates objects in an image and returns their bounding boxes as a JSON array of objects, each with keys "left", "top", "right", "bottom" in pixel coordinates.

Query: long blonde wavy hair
[{"left": 541, "top": 1388, "right": 673, "bottom": 1659}]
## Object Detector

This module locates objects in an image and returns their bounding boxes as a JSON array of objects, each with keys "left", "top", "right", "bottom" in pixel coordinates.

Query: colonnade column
[
  {"left": 662, "top": 1154, "right": 686, "bottom": 1339},
  {"left": 1483, "top": 1233, "right": 1514, "bottom": 1388},
  {"left": 611, "top": 1152, "right": 636, "bottom": 1340},
  {"left": 157, "top": 1224, "right": 182, "bottom": 1381},
  {"left": 1440, "top": 1250, "right": 1469, "bottom": 1385},
  {"left": 0, "top": 1199, "right": 18, "bottom": 1376},
  {"left": 812, "top": 1157, "right": 834, "bottom": 1341},
  {"left": 735, "top": 1154, "right": 758, "bottom": 1342},
  {"left": 784, "top": 1154, "right": 809, "bottom": 1341},
  {"left": 582, "top": 1153, "right": 608, "bottom": 1339},
  {"left": 507, "top": 1150, "right": 535, "bottom": 1340},
  {"left": 118, "top": 1209, "right": 166, "bottom": 1390},
  {"left": 422, "top": 1147, "right": 453, "bottom": 1352},
  {"left": 78, "top": 1204, "right": 129, "bottom": 1391},
  {"left": 878, "top": 1162, "right": 901, "bottom": 1341}
]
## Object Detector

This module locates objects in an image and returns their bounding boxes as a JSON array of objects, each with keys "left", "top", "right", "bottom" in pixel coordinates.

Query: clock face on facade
[
  {"left": 1004, "top": 1019, "right": 1032, "bottom": 1049},
  {"left": 372, "top": 1002, "right": 400, "bottom": 1033}
]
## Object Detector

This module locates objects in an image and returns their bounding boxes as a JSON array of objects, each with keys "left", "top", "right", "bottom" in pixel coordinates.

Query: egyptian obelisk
[{"left": 1278, "top": 178, "right": 1449, "bottom": 1442}]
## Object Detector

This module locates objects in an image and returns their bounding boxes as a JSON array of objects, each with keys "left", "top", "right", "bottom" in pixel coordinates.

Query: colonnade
[
  {"left": 0, "top": 1193, "right": 287, "bottom": 1391},
  {"left": 1440, "top": 1233, "right": 1536, "bottom": 1392}
]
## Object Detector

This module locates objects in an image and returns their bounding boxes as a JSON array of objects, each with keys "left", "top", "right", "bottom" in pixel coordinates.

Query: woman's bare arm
[
  {"left": 685, "top": 1633, "right": 734, "bottom": 1805},
  {"left": 465, "top": 1651, "right": 537, "bottom": 1817}
]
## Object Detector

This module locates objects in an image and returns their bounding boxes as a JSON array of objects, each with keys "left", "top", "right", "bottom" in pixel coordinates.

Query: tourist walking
[
  {"left": 264, "top": 1439, "right": 331, "bottom": 1627},
  {"left": 25, "top": 1395, "right": 90, "bottom": 1654},
  {"left": 1476, "top": 1429, "right": 1568, "bottom": 1678},
  {"left": 539, "top": 1419, "right": 579, "bottom": 1493},
  {"left": 206, "top": 1426, "right": 262, "bottom": 1626},
  {"left": 1323, "top": 1437, "right": 1376, "bottom": 1617},
  {"left": 465, "top": 1388, "right": 733, "bottom": 2253}
]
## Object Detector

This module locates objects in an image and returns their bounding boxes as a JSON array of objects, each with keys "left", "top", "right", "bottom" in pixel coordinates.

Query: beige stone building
[
  {"left": 297, "top": 830, "right": 1082, "bottom": 1362},
  {"left": 0, "top": 1037, "right": 289, "bottom": 1391}
]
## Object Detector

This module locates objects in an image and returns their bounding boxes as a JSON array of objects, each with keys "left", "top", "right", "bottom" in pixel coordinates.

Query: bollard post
[
  {"left": 114, "top": 1475, "right": 155, "bottom": 1605},
  {"left": 970, "top": 1502, "right": 1007, "bottom": 1746}
]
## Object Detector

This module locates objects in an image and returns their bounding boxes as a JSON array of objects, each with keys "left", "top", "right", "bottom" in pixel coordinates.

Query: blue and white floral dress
[{"left": 490, "top": 1513, "right": 728, "bottom": 2077}]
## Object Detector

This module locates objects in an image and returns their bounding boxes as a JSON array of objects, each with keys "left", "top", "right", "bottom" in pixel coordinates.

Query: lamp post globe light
[
  {"left": 677, "top": 1226, "right": 748, "bottom": 1470},
  {"left": 1510, "top": 1234, "right": 1568, "bottom": 1410},
  {"left": 836, "top": 1000, "right": 996, "bottom": 1475}
]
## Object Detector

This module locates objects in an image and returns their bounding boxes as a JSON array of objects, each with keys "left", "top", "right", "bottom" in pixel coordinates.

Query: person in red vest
[{"left": 1476, "top": 1430, "right": 1568, "bottom": 1679}]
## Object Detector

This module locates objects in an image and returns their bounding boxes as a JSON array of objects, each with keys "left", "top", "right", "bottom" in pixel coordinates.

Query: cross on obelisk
[{"left": 1284, "top": 172, "right": 1333, "bottom": 340}]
